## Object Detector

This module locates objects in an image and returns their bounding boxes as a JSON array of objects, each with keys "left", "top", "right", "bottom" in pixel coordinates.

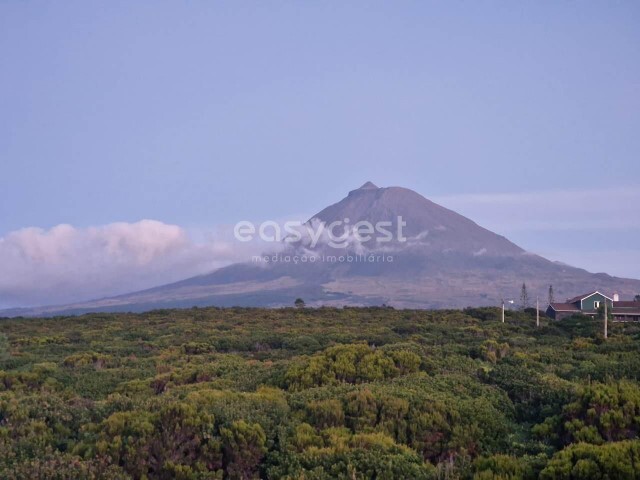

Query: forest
[{"left": 0, "top": 306, "right": 639, "bottom": 479}]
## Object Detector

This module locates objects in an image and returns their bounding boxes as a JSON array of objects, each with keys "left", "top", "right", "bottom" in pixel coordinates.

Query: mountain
[
  {"left": 313, "top": 182, "right": 524, "bottom": 256},
  {"left": 3, "top": 182, "right": 640, "bottom": 316}
]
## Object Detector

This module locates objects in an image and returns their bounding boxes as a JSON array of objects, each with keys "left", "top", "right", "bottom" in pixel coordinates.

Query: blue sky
[{"left": 1, "top": 2, "right": 639, "bottom": 307}]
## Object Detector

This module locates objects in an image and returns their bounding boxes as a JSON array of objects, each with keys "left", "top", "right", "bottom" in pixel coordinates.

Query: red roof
[
  {"left": 613, "top": 301, "right": 640, "bottom": 308},
  {"left": 566, "top": 291, "right": 612, "bottom": 303}
]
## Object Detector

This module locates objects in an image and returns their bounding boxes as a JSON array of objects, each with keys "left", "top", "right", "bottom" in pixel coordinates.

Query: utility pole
[
  {"left": 536, "top": 297, "right": 540, "bottom": 328},
  {"left": 604, "top": 297, "right": 608, "bottom": 340},
  {"left": 501, "top": 299, "right": 505, "bottom": 323}
]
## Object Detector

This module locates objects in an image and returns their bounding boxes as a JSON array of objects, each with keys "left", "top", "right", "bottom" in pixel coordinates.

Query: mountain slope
[
  {"left": 3, "top": 183, "right": 640, "bottom": 316},
  {"left": 313, "top": 182, "right": 523, "bottom": 256}
]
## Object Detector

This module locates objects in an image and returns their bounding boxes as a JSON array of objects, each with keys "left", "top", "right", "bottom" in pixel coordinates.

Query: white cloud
[{"left": 0, "top": 220, "right": 275, "bottom": 309}]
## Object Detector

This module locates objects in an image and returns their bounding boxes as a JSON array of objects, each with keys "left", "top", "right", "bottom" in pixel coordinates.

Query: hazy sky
[{"left": 1, "top": 2, "right": 639, "bottom": 308}]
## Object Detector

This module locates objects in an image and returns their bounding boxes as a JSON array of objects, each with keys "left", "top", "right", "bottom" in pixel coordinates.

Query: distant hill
[{"left": 3, "top": 182, "right": 640, "bottom": 316}]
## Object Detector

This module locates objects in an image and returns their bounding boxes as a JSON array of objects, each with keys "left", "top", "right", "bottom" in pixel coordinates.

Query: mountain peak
[
  {"left": 358, "top": 181, "right": 378, "bottom": 190},
  {"left": 315, "top": 182, "right": 525, "bottom": 257},
  {"left": 348, "top": 181, "right": 379, "bottom": 196}
]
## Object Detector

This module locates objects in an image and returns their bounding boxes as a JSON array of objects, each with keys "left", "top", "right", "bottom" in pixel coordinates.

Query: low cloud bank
[{"left": 0, "top": 220, "right": 270, "bottom": 309}]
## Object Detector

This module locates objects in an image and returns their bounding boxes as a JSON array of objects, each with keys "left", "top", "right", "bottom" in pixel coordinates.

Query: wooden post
[
  {"left": 604, "top": 297, "right": 608, "bottom": 339},
  {"left": 536, "top": 297, "right": 540, "bottom": 328}
]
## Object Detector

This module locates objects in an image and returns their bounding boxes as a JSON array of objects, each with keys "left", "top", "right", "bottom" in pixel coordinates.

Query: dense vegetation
[{"left": 1, "top": 306, "right": 639, "bottom": 479}]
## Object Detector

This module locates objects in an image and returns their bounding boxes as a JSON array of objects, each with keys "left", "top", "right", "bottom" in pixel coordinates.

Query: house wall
[
  {"left": 546, "top": 308, "right": 578, "bottom": 321},
  {"left": 613, "top": 313, "right": 640, "bottom": 322},
  {"left": 581, "top": 293, "right": 612, "bottom": 311}
]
